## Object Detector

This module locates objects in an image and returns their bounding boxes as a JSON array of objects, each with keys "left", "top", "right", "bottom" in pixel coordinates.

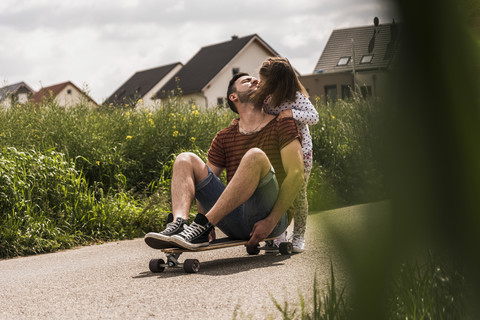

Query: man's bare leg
[
  {"left": 171, "top": 152, "right": 209, "bottom": 220},
  {"left": 205, "top": 148, "right": 271, "bottom": 225}
]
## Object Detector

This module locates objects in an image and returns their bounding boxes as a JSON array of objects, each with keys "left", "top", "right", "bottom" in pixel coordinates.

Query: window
[
  {"left": 341, "top": 85, "right": 353, "bottom": 100},
  {"left": 324, "top": 85, "right": 337, "bottom": 102},
  {"left": 217, "top": 97, "right": 225, "bottom": 106},
  {"left": 360, "top": 86, "right": 372, "bottom": 99},
  {"left": 18, "top": 93, "right": 28, "bottom": 104},
  {"left": 67, "top": 89, "right": 72, "bottom": 94},
  {"left": 337, "top": 57, "right": 350, "bottom": 66},
  {"left": 360, "top": 54, "right": 374, "bottom": 64},
  {"left": 232, "top": 68, "right": 240, "bottom": 75}
]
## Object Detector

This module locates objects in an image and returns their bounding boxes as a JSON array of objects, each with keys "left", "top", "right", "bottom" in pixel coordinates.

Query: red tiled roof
[{"left": 31, "top": 81, "right": 97, "bottom": 105}]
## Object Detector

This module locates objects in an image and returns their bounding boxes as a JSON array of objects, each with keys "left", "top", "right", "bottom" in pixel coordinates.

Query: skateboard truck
[{"left": 149, "top": 253, "right": 201, "bottom": 273}]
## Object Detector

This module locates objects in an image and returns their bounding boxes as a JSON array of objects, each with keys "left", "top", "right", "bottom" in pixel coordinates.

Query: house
[
  {"left": 0, "top": 82, "right": 35, "bottom": 108},
  {"left": 300, "top": 18, "right": 401, "bottom": 102},
  {"left": 104, "top": 62, "right": 183, "bottom": 108},
  {"left": 155, "top": 34, "right": 279, "bottom": 108},
  {"left": 31, "top": 81, "right": 98, "bottom": 107}
]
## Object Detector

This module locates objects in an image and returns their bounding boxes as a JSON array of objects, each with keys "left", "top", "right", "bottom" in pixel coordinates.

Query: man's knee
[
  {"left": 244, "top": 148, "right": 267, "bottom": 161},
  {"left": 174, "top": 152, "right": 207, "bottom": 181},
  {"left": 174, "top": 152, "right": 199, "bottom": 165},
  {"left": 242, "top": 148, "right": 271, "bottom": 169}
]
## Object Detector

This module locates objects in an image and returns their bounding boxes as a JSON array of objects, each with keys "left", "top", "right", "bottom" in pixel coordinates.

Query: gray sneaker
[
  {"left": 144, "top": 213, "right": 188, "bottom": 249},
  {"left": 291, "top": 235, "right": 305, "bottom": 253}
]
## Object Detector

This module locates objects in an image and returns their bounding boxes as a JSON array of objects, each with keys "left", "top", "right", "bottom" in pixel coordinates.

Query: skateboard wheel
[
  {"left": 183, "top": 259, "right": 200, "bottom": 273},
  {"left": 149, "top": 258, "right": 166, "bottom": 273},
  {"left": 246, "top": 245, "right": 260, "bottom": 255},
  {"left": 279, "top": 242, "right": 293, "bottom": 255}
]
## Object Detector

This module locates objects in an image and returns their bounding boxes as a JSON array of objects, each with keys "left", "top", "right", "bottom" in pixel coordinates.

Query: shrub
[
  {"left": 309, "top": 95, "right": 386, "bottom": 210},
  {"left": 0, "top": 147, "right": 167, "bottom": 258}
]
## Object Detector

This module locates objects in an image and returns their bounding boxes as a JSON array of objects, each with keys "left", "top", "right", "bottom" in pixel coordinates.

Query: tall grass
[
  {"left": 0, "top": 96, "right": 232, "bottom": 194},
  {"left": 0, "top": 147, "right": 167, "bottom": 257},
  {"left": 309, "top": 94, "right": 386, "bottom": 210}
]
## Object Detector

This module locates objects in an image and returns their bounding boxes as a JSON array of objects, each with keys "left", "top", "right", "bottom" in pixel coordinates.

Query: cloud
[{"left": 0, "top": 0, "right": 397, "bottom": 102}]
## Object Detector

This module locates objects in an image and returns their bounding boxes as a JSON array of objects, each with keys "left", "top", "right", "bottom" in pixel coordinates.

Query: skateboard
[{"left": 144, "top": 235, "right": 293, "bottom": 274}]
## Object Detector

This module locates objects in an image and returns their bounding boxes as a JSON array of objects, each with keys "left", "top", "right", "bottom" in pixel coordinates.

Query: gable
[
  {"left": 104, "top": 62, "right": 181, "bottom": 106},
  {"left": 31, "top": 82, "right": 69, "bottom": 103},
  {"left": 314, "top": 21, "right": 401, "bottom": 73},
  {"left": 157, "top": 34, "right": 277, "bottom": 98},
  {"left": 0, "top": 82, "right": 34, "bottom": 102},
  {"left": 31, "top": 81, "right": 97, "bottom": 106}
]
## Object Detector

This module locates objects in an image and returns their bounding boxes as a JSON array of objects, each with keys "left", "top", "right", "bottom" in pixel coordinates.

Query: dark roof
[
  {"left": 104, "top": 62, "right": 182, "bottom": 105},
  {"left": 0, "top": 82, "right": 34, "bottom": 101},
  {"left": 31, "top": 81, "right": 97, "bottom": 104},
  {"left": 314, "top": 21, "right": 401, "bottom": 73},
  {"left": 157, "top": 34, "right": 278, "bottom": 97}
]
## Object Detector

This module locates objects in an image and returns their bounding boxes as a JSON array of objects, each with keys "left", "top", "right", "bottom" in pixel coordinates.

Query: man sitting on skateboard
[{"left": 145, "top": 73, "right": 304, "bottom": 250}]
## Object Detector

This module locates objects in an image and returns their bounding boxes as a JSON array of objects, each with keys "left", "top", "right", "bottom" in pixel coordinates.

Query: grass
[
  {"left": 270, "top": 263, "right": 348, "bottom": 320},
  {"left": 264, "top": 254, "right": 468, "bottom": 320}
]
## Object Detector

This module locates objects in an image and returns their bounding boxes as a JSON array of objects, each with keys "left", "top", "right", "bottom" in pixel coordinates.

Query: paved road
[{"left": 0, "top": 202, "right": 390, "bottom": 319}]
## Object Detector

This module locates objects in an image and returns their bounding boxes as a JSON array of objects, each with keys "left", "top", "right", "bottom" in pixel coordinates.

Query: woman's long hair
[{"left": 251, "top": 57, "right": 308, "bottom": 108}]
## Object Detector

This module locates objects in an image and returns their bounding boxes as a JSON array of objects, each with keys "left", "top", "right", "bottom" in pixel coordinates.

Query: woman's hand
[{"left": 277, "top": 109, "right": 293, "bottom": 120}]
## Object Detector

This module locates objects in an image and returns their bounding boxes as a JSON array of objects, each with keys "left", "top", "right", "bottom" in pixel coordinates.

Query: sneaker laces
[
  {"left": 291, "top": 235, "right": 305, "bottom": 246},
  {"left": 161, "top": 218, "right": 183, "bottom": 234},
  {"left": 179, "top": 222, "right": 207, "bottom": 240}
]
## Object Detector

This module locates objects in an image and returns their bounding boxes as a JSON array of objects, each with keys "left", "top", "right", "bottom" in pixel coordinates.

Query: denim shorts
[{"left": 194, "top": 166, "right": 289, "bottom": 240}]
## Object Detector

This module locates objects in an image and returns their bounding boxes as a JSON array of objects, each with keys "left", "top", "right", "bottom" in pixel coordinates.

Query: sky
[{"left": 0, "top": 0, "right": 397, "bottom": 104}]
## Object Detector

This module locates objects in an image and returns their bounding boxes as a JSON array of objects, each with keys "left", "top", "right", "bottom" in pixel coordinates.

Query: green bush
[
  {"left": 0, "top": 97, "right": 232, "bottom": 195},
  {"left": 309, "top": 95, "right": 386, "bottom": 210},
  {"left": 0, "top": 147, "right": 167, "bottom": 258}
]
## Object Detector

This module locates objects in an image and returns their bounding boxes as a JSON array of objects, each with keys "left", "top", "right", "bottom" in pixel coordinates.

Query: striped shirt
[{"left": 208, "top": 117, "right": 301, "bottom": 185}]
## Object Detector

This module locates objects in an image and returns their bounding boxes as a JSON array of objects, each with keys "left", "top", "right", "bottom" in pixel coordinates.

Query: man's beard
[{"left": 237, "top": 88, "right": 255, "bottom": 103}]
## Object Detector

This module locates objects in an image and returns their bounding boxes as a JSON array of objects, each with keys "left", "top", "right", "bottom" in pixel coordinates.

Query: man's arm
[
  {"left": 247, "top": 139, "right": 304, "bottom": 246},
  {"left": 206, "top": 161, "right": 224, "bottom": 177}
]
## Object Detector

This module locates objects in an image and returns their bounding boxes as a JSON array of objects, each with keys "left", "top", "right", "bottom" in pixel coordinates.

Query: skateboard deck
[
  {"left": 162, "top": 237, "right": 266, "bottom": 253},
  {"left": 145, "top": 235, "right": 293, "bottom": 274}
]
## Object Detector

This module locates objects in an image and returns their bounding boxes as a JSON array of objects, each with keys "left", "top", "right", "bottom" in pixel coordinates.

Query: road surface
[{"left": 0, "top": 201, "right": 390, "bottom": 319}]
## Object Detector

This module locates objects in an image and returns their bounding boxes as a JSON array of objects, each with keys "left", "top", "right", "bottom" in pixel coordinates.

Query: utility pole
[{"left": 351, "top": 38, "right": 357, "bottom": 93}]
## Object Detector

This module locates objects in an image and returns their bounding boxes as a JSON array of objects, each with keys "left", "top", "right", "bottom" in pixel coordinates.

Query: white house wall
[
  {"left": 140, "top": 63, "right": 183, "bottom": 109},
  {"left": 202, "top": 41, "right": 275, "bottom": 108},
  {"left": 55, "top": 84, "right": 96, "bottom": 108},
  {"left": 181, "top": 93, "right": 209, "bottom": 108}
]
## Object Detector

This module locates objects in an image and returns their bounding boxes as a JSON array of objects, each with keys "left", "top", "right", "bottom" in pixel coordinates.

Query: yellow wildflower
[
  {"left": 148, "top": 118, "right": 154, "bottom": 126},
  {"left": 191, "top": 110, "right": 199, "bottom": 117},
  {"left": 96, "top": 161, "right": 100, "bottom": 166},
  {"left": 331, "top": 115, "right": 335, "bottom": 120},
  {"left": 125, "top": 111, "right": 130, "bottom": 116},
  {"left": 172, "top": 130, "right": 179, "bottom": 137},
  {"left": 126, "top": 135, "right": 133, "bottom": 140},
  {"left": 190, "top": 137, "right": 196, "bottom": 143}
]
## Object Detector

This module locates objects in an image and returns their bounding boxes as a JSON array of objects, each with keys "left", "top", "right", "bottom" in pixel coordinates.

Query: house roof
[
  {"left": 314, "top": 20, "right": 401, "bottom": 74},
  {"left": 0, "top": 82, "right": 34, "bottom": 102},
  {"left": 156, "top": 34, "right": 278, "bottom": 97},
  {"left": 31, "top": 81, "right": 97, "bottom": 104},
  {"left": 104, "top": 62, "right": 182, "bottom": 105}
]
